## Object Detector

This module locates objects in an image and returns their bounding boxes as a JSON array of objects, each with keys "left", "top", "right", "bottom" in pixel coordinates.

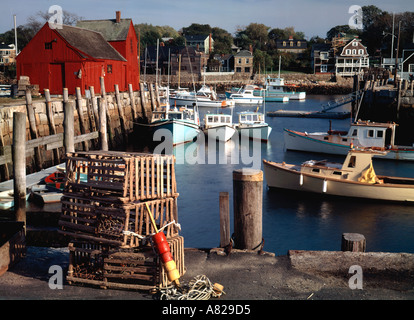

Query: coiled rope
[{"left": 159, "top": 275, "right": 225, "bottom": 300}]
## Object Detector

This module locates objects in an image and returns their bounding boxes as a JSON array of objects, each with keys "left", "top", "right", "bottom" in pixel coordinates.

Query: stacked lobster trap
[{"left": 58, "top": 150, "right": 185, "bottom": 291}]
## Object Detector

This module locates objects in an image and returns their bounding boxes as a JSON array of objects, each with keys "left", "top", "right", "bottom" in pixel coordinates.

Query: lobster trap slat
[
  {"left": 59, "top": 195, "right": 180, "bottom": 248},
  {"left": 65, "top": 151, "right": 179, "bottom": 202},
  {"left": 66, "top": 237, "right": 185, "bottom": 291}
]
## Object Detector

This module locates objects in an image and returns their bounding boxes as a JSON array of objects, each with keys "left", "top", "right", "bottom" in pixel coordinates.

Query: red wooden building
[{"left": 16, "top": 11, "right": 140, "bottom": 95}]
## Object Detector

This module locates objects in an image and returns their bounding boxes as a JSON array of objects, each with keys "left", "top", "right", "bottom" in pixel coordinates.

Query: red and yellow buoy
[{"left": 145, "top": 203, "right": 180, "bottom": 287}]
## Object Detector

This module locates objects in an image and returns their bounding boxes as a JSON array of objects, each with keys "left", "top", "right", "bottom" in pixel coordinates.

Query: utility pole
[{"left": 14, "top": 15, "right": 18, "bottom": 55}]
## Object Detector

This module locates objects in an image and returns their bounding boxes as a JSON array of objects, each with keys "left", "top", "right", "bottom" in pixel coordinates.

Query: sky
[{"left": 2, "top": 0, "right": 414, "bottom": 39}]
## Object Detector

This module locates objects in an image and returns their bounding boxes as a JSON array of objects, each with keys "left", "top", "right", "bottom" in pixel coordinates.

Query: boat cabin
[
  {"left": 346, "top": 121, "right": 397, "bottom": 148},
  {"left": 264, "top": 77, "right": 285, "bottom": 91},
  {"left": 238, "top": 112, "right": 265, "bottom": 124},
  {"left": 301, "top": 149, "right": 386, "bottom": 182},
  {"left": 204, "top": 114, "right": 232, "bottom": 128}
]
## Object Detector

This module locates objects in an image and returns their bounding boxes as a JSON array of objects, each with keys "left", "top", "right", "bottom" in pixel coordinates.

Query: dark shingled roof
[
  {"left": 76, "top": 19, "right": 132, "bottom": 41},
  {"left": 55, "top": 25, "right": 126, "bottom": 61}
]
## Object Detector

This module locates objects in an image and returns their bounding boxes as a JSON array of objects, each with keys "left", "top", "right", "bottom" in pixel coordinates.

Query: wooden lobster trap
[
  {"left": 64, "top": 151, "right": 179, "bottom": 203},
  {"left": 67, "top": 236, "right": 185, "bottom": 291},
  {"left": 59, "top": 194, "right": 179, "bottom": 248}
]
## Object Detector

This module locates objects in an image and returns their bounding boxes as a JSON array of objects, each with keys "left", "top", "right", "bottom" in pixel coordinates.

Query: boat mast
[{"left": 278, "top": 56, "right": 281, "bottom": 78}]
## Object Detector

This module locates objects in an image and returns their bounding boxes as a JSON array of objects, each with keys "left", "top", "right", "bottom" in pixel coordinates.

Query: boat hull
[
  {"left": 150, "top": 119, "right": 201, "bottom": 145},
  {"left": 169, "top": 96, "right": 234, "bottom": 108},
  {"left": 237, "top": 124, "right": 272, "bottom": 141},
  {"left": 284, "top": 129, "right": 414, "bottom": 161},
  {"left": 254, "top": 90, "right": 306, "bottom": 101},
  {"left": 263, "top": 160, "right": 414, "bottom": 202},
  {"left": 204, "top": 125, "right": 236, "bottom": 142}
]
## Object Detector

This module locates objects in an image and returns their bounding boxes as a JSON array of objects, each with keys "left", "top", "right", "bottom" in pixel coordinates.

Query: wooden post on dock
[
  {"left": 219, "top": 192, "right": 230, "bottom": 248},
  {"left": 63, "top": 89, "right": 75, "bottom": 154},
  {"left": 100, "top": 77, "right": 114, "bottom": 148},
  {"left": 155, "top": 84, "right": 161, "bottom": 110},
  {"left": 89, "top": 86, "right": 100, "bottom": 129},
  {"left": 25, "top": 89, "right": 42, "bottom": 171},
  {"left": 233, "top": 169, "right": 263, "bottom": 251},
  {"left": 75, "top": 87, "right": 89, "bottom": 151},
  {"left": 13, "top": 112, "right": 26, "bottom": 231},
  {"left": 44, "top": 89, "right": 59, "bottom": 164},
  {"left": 139, "top": 82, "right": 151, "bottom": 122},
  {"left": 128, "top": 84, "right": 138, "bottom": 121},
  {"left": 341, "top": 233, "right": 366, "bottom": 252},
  {"left": 115, "top": 84, "right": 128, "bottom": 142},
  {"left": 149, "top": 83, "right": 157, "bottom": 111},
  {"left": 97, "top": 97, "right": 108, "bottom": 151}
]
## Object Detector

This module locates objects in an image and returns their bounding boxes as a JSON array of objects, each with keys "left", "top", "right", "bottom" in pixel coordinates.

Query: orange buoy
[{"left": 146, "top": 203, "right": 181, "bottom": 286}]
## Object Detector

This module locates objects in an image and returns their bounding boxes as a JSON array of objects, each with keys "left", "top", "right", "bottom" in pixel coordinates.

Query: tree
[
  {"left": 253, "top": 49, "right": 273, "bottom": 73},
  {"left": 26, "top": 10, "right": 82, "bottom": 34},
  {"left": 211, "top": 27, "right": 233, "bottom": 54},
  {"left": 326, "top": 25, "right": 360, "bottom": 40},
  {"left": 235, "top": 23, "right": 270, "bottom": 51},
  {"left": 182, "top": 23, "right": 212, "bottom": 36}
]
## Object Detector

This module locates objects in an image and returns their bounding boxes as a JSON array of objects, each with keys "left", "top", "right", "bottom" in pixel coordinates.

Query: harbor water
[{"left": 133, "top": 95, "right": 414, "bottom": 255}]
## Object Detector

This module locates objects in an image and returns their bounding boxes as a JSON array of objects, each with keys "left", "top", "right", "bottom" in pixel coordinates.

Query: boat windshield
[{"left": 168, "top": 112, "right": 183, "bottom": 120}]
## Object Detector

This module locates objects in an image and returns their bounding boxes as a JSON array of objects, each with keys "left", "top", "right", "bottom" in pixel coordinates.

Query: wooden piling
[
  {"left": 97, "top": 97, "right": 108, "bottom": 151},
  {"left": 44, "top": 89, "right": 60, "bottom": 163},
  {"left": 139, "top": 82, "right": 151, "bottom": 122},
  {"left": 233, "top": 169, "right": 263, "bottom": 251},
  {"left": 12, "top": 112, "right": 26, "bottom": 230},
  {"left": 115, "top": 84, "right": 128, "bottom": 142},
  {"left": 25, "top": 89, "right": 42, "bottom": 171},
  {"left": 341, "top": 233, "right": 366, "bottom": 252},
  {"left": 149, "top": 83, "right": 157, "bottom": 111},
  {"left": 128, "top": 84, "right": 138, "bottom": 121},
  {"left": 63, "top": 90, "right": 75, "bottom": 154},
  {"left": 75, "top": 87, "right": 89, "bottom": 151},
  {"left": 0, "top": 124, "right": 9, "bottom": 180},
  {"left": 219, "top": 192, "right": 230, "bottom": 248},
  {"left": 100, "top": 77, "right": 114, "bottom": 148}
]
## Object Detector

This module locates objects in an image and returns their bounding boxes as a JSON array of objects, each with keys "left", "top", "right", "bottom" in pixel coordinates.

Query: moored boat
[
  {"left": 203, "top": 113, "right": 236, "bottom": 142},
  {"left": 0, "top": 190, "right": 30, "bottom": 209},
  {"left": 236, "top": 111, "right": 272, "bottom": 142},
  {"left": 30, "top": 185, "right": 63, "bottom": 204},
  {"left": 170, "top": 85, "right": 235, "bottom": 108},
  {"left": 255, "top": 77, "right": 306, "bottom": 101},
  {"left": 284, "top": 120, "right": 414, "bottom": 161},
  {"left": 147, "top": 106, "right": 202, "bottom": 146},
  {"left": 263, "top": 149, "right": 414, "bottom": 202},
  {"left": 226, "top": 86, "right": 263, "bottom": 105}
]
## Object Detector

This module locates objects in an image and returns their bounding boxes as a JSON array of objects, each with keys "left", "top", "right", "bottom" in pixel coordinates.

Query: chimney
[{"left": 116, "top": 11, "right": 121, "bottom": 23}]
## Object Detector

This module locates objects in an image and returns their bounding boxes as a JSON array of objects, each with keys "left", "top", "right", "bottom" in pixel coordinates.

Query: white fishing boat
[
  {"left": 170, "top": 85, "right": 235, "bottom": 108},
  {"left": 284, "top": 120, "right": 414, "bottom": 161},
  {"left": 257, "top": 77, "right": 306, "bottom": 101},
  {"left": 235, "top": 111, "right": 272, "bottom": 141},
  {"left": 203, "top": 113, "right": 236, "bottom": 142},
  {"left": 263, "top": 149, "right": 414, "bottom": 202},
  {"left": 226, "top": 86, "right": 263, "bottom": 105}
]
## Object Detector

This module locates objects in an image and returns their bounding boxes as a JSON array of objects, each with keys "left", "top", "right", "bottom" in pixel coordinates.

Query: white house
[{"left": 335, "top": 38, "right": 369, "bottom": 77}]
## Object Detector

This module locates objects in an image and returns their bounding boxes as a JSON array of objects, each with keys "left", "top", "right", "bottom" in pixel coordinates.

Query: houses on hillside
[
  {"left": 142, "top": 40, "right": 254, "bottom": 79},
  {"left": 16, "top": 11, "right": 139, "bottom": 95},
  {"left": 0, "top": 43, "right": 16, "bottom": 66},
  {"left": 311, "top": 37, "right": 370, "bottom": 77}
]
